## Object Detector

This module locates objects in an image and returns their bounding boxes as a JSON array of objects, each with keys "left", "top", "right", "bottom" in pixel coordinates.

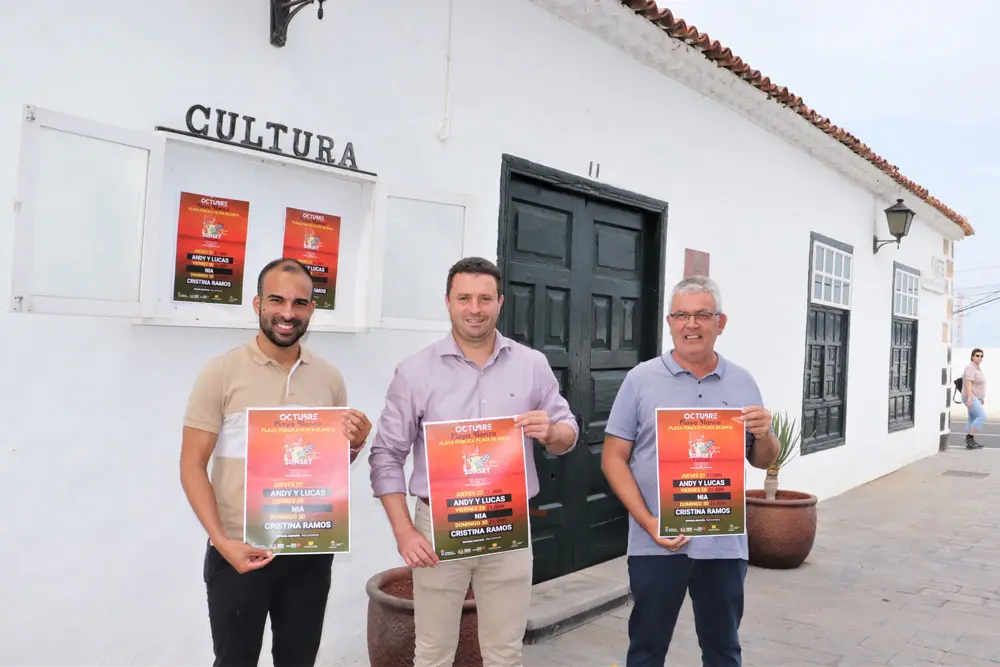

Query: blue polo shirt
[{"left": 605, "top": 350, "right": 764, "bottom": 560}]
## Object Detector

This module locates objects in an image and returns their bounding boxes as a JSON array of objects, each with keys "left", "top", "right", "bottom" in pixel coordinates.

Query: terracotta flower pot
[
  {"left": 746, "top": 489, "right": 817, "bottom": 569},
  {"left": 365, "top": 566, "right": 483, "bottom": 667}
]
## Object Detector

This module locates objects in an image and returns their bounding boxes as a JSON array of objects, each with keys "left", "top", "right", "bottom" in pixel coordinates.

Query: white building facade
[{"left": 0, "top": 1, "right": 971, "bottom": 665}]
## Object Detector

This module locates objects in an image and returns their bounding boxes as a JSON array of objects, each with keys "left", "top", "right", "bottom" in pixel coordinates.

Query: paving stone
[
  {"left": 775, "top": 622, "right": 869, "bottom": 655},
  {"left": 588, "top": 610, "right": 629, "bottom": 633},
  {"left": 905, "top": 630, "right": 957, "bottom": 652},
  {"left": 521, "top": 643, "right": 579, "bottom": 667},
  {"left": 741, "top": 636, "right": 842, "bottom": 665},
  {"left": 886, "top": 655, "right": 939, "bottom": 666},
  {"left": 960, "top": 585, "right": 1000, "bottom": 601},
  {"left": 542, "top": 621, "right": 627, "bottom": 665},
  {"left": 860, "top": 637, "right": 944, "bottom": 663},
  {"left": 947, "top": 633, "right": 1000, "bottom": 662},
  {"left": 523, "top": 448, "right": 1000, "bottom": 666},
  {"left": 831, "top": 643, "right": 895, "bottom": 665},
  {"left": 938, "top": 652, "right": 1000, "bottom": 667}
]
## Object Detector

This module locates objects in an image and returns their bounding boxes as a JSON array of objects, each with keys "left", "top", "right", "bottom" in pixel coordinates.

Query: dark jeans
[
  {"left": 204, "top": 543, "right": 335, "bottom": 667},
  {"left": 626, "top": 555, "right": 747, "bottom": 667}
]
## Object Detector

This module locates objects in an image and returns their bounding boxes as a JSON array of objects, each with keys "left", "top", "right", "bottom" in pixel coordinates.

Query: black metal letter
[
  {"left": 240, "top": 116, "right": 264, "bottom": 148},
  {"left": 185, "top": 104, "right": 210, "bottom": 136},
  {"left": 338, "top": 142, "right": 358, "bottom": 170},
  {"left": 266, "top": 122, "right": 289, "bottom": 153},
  {"left": 215, "top": 109, "right": 238, "bottom": 141},
  {"left": 315, "top": 135, "right": 335, "bottom": 163},
  {"left": 292, "top": 128, "right": 313, "bottom": 157}
]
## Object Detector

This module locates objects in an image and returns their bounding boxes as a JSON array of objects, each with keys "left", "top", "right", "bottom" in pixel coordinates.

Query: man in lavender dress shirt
[{"left": 368, "top": 256, "right": 579, "bottom": 667}]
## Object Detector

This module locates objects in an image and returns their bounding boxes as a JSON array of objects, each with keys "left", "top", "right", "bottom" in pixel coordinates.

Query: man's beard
[{"left": 260, "top": 313, "right": 309, "bottom": 347}]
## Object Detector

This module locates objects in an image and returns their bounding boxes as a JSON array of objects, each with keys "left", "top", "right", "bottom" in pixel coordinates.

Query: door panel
[
  {"left": 802, "top": 305, "right": 848, "bottom": 448},
  {"left": 578, "top": 201, "right": 645, "bottom": 567},
  {"left": 503, "top": 179, "right": 586, "bottom": 583},
  {"left": 500, "top": 176, "right": 657, "bottom": 582}
]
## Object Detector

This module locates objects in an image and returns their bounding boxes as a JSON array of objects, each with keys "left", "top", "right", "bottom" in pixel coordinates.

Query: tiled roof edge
[{"left": 622, "top": 0, "right": 973, "bottom": 236}]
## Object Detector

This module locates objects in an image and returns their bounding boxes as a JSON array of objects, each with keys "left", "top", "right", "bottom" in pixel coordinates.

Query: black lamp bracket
[
  {"left": 271, "top": 0, "right": 325, "bottom": 47},
  {"left": 873, "top": 235, "right": 899, "bottom": 254}
]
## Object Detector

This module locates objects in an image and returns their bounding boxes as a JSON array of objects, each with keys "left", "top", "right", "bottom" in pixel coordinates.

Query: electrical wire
[
  {"left": 955, "top": 288, "right": 1000, "bottom": 305},
  {"left": 954, "top": 282, "right": 1000, "bottom": 295},
  {"left": 956, "top": 264, "right": 1000, "bottom": 273},
  {"left": 954, "top": 294, "right": 998, "bottom": 314},
  {"left": 954, "top": 293, "right": 1000, "bottom": 316}
]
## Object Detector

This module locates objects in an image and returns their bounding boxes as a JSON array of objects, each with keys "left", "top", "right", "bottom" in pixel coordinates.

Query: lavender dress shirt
[{"left": 368, "top": 330, "right": 579, "bottom": 500}]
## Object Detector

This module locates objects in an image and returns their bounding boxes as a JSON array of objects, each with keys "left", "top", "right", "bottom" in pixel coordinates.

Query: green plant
[{"left": 764, "top": 411, "right": 802, "bottom": 500}]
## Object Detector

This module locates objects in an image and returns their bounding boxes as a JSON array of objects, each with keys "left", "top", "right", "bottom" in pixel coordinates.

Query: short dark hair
[
  {"left": 257, "top": 258, "right": 314, "bottom": 296},
  {"left": 972, "top": 348, "right": 984, "bottom": 359},
  {"left": 446, "top": 256, "right": 502, "bottom": 297}
]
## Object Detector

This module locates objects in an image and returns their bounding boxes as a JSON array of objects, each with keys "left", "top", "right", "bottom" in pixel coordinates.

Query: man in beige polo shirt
[{"left": 180, "top": 258, "right": 372, "bottom": 667}]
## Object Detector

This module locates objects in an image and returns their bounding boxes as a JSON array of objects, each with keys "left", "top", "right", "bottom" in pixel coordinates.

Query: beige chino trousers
[{"left": 412, "top": 499, "right": 534, "bottom": 667}]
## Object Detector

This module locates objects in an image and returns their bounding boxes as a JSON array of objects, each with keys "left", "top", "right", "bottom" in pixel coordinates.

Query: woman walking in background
[{"left": 963, "top": 348, "right": 987, "bottom": 449}]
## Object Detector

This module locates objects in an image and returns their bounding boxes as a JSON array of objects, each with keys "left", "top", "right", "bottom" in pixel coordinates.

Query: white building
[{"left": 0, "top": 1, "right": 971, "bottom": 664}]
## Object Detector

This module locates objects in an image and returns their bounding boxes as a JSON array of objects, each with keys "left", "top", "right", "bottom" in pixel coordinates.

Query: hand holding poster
[
  {"left": 655, "top": 408, "right": 746, "bottom": 538},
  {"left": 172, "top": 191, "right": 250, "bottom": 305},
  {"left": 423, "top": 416, "right": 531, "bottom": 562},
  {"left": 244, "top": 408, "right": 351, "bottom": 554}
]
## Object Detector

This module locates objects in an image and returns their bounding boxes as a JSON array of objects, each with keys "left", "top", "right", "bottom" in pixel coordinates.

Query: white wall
[
  {"left": 950, "top": 347, "right": 1000, "bottom": 421},
  {"left": 0, "top": 1, "right": 957, "bottom": 664}
]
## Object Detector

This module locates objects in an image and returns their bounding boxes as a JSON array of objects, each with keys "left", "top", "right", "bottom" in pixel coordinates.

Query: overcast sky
[{"left": 660, "top": 0, "right": 999, "bottom": 347}]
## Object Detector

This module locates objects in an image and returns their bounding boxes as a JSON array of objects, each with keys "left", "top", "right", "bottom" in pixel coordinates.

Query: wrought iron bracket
[
  {"left": 873, "top": 235, "right": 899, "bottom": 254},
  {"left": 270, "top": 0, "right": 325, "bottom": 47}
]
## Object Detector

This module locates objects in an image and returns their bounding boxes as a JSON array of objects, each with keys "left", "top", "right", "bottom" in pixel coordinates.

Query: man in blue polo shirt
[{"left": 602, "top": 276, "right": 779, "bottom": 667}]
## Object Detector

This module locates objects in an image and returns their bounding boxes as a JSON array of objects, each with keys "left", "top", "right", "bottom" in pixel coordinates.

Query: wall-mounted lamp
[
  {"left": 271, "top": 0, "right": 326, "bottom": 47},
  {"left": 873, "top": 198, "right": 915, "bottom": 254}
]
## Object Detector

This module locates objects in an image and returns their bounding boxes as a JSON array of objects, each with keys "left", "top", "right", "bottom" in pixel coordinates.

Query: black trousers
[
  {"left": 626, "top": 555, "right": 747, "bottom": 667},
  {"left": 204, "top": 544, "right": 335, "bottom": 667}
]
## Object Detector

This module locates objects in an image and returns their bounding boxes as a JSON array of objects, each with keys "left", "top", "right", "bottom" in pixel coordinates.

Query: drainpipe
[{"left": 437, "top": 0, "right": 454, "bottom": 142}]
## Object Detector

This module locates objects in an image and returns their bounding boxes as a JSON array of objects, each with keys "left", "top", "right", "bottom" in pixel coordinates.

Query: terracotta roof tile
[{"left": 621, "top": 0, "right": 973, "bottom": 236}]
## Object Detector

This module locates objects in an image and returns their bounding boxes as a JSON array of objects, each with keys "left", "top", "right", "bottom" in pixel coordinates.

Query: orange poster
[
  {"left": 281, "top": 207, "right": 340, "bottom": 310},
  {"left": 244, "top": 408, "right": 351, "bottom": 554},
  {"left": 422, "top": 416, "right": 531, "bottom": 562},
  {"left": 172, "top": 191, "right": 249, "bottom": 305},
  {"left": 655, "top": 408, "right": 746, "bottom": 538}
]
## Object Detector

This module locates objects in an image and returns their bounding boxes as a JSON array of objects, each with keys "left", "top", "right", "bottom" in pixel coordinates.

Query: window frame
[
  {"left": 9, "top": 104, "right": 165, "bottom": 318},
  {"left": 888, "top": 262, "right": 920, "bottom": 432},
  {"left": 801, "top": 232, "right": 853, "bottom": 455},
  {"left": 137, "top": 131, "right": 378, "bottom": 333},
  {"left": 810, "top": 238, "right": 853, "bottom": 310},
  {"left": 365, "top": 182, "right": 480, "bottom": 332},
  {"left": 892, "top": 263, "right": 920, "bottom": 320}
]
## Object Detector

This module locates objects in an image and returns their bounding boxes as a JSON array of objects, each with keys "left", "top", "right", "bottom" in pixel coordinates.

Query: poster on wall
[
  {"left": 422, "top": 416, "right": 531, "bottom": 562},
  {"left": 172, "top": 191, "right": 250, "bottom": 305},
  {"left": 282, "top": 207, "right": 341, "bottom": 310},
  {"left": 244, "top": 407, "right": 352, "bottom": 555},
  {"left": 655, "top": 408, "right": 746, "bottom": 538}
]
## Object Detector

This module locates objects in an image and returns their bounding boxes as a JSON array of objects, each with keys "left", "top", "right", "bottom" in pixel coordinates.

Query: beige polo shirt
[
  {"left": 184, "top": 338, "right": 347, "bottom": 541},
  {"left": 964, "top": 362, "right": 987, "bottom": 400}
]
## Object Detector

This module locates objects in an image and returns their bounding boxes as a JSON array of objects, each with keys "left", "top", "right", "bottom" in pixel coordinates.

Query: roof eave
[{"left": 526, "top": 0, "right": 973, "bottom": 238}]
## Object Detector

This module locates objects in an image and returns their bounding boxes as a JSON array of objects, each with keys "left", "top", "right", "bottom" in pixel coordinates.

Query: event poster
[
  {"left": 281, "top": 207, "right": 341, "bottom": 310},
  {"left": 422, "top": 416, "right": 531, "bottom": 562},
  {"left": 172, "top": 192, "right": 249, "bottom": 305},
  {"left": 655, "top": 408, "right": 746, "bottom": 538},
  {"left": 244, "top": 408, "right": 351, "bottom": 554}
]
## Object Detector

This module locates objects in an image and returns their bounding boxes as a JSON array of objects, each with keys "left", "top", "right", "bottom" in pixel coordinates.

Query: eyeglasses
[{"left": 669, "top": 311, "right": 719, "bottom": 323}]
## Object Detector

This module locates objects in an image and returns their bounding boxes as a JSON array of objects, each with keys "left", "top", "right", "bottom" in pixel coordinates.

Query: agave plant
[{"left": 764, "top": 411, "right": 802, "bottom": 500}]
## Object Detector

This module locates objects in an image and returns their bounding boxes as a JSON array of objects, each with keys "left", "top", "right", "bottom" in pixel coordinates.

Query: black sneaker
[{"left": 966, "top": 434, "right": 984, "bottom": 449}]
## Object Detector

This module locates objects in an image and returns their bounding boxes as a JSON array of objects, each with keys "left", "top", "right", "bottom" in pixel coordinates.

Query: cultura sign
[{"left": 180, "top": 104, "right": 360, "bottom": 172}]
